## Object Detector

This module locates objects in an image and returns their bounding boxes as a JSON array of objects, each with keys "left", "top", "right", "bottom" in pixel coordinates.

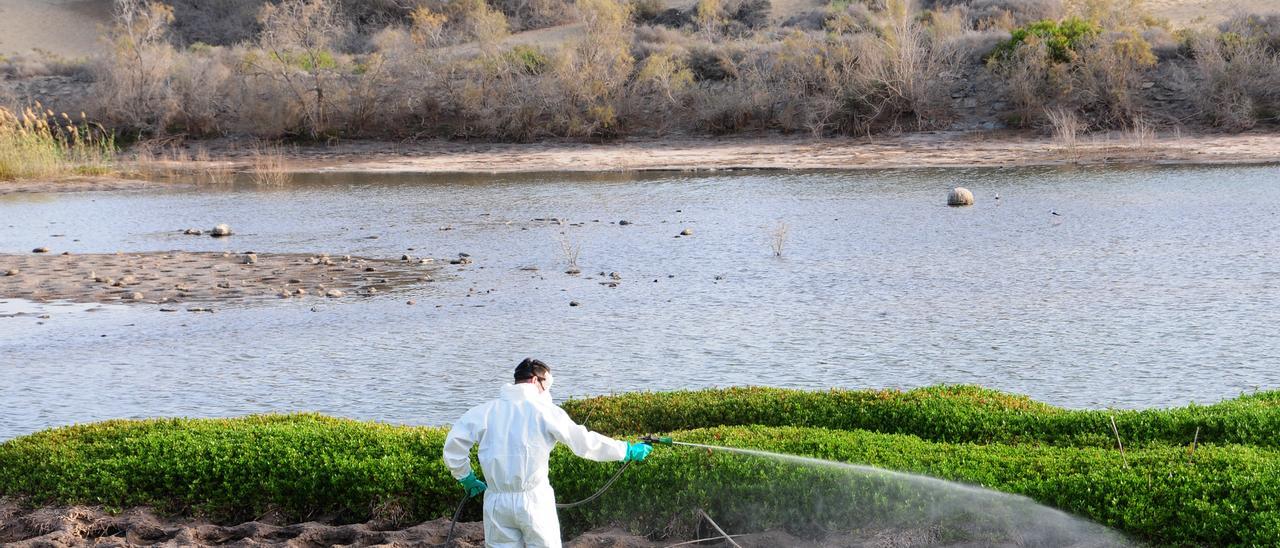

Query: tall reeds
[{"left": 0, "top": 105, "right": 116, "bottom": 181}]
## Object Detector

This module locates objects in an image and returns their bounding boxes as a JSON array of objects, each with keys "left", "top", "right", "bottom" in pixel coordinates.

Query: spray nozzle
[{"left": 640, "top": 434, "right": 673, "bottom": 446}]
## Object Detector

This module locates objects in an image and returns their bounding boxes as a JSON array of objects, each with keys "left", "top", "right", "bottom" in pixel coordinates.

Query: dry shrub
[
  {"left": 1070, "top": 31, "right": 1157, "bottom": 126},
  {"left": 920, "top": 0, "right": 1063, "bottom": 29},
  {"left": 990, "top": 20, "right": 1156, "bottom": 128},
  {"left": 91, "top": 0, "right": 178, "bottom": 134},
  {"left": 545, "top": 0, "right": 635, "bottom": 137},
  {"left": 493, "top": 0, "right": 572, "bottom": 31},
  {"left": 167, "top": 46, "right": 233, "bottom": 136},
  {"left": 247, "top": 0, "right": 346, "bottom": 139},
  {"left": 840, "top": 0, "right": 961, "bottom": 133},
  {"left": 1185, "top": 21, "right": 1280, "bottom": 131}
]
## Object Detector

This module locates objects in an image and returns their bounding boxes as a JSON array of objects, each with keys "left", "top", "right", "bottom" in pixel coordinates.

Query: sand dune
[{"left": 0, "top": 0, "right": 112, "bottom": 57}]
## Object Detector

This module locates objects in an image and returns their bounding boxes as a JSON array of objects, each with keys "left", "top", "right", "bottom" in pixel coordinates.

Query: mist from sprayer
[{"left": 651, "top": 440, "right": 1132, "bottom": 547}]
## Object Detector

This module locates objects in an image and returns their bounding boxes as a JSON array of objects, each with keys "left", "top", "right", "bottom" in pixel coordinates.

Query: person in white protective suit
[{"left": 442, "top": 358, "right": 652, "bottom": 548}]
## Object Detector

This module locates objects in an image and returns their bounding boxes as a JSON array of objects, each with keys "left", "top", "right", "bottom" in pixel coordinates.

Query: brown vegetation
[{"left": 2, "top": 0, "right": 1278, "bottom": 147}]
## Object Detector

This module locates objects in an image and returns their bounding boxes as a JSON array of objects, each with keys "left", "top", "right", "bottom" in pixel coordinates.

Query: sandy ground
[
  {"left": 0, "top": 503, "right": 956, "bottom": 547},
  {"left": 1146, "top": 0, "right": 1279, "bottom": 26},
  {"left": 0, "top": 0, "right": 111, "bottom": 57},
  {"left": 216, "top": 131, "right": 1280, "bottom": 175},
  {"left": 0, "top": 176, "right": 166, "bottom": 194},
  {"left": 0, "top": 250, "right": 445, "bottom": 307}
]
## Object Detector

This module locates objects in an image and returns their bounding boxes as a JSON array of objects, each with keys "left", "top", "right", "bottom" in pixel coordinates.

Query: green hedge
[
  {"left": 0, "top": 414, "right": 462, "bottom": 522},
  {"left": 562, "top": 385, "right": 1280, "bottom": 449},
  {"left": 4, "top": 387, "right": 1280, "bottom": 544}
]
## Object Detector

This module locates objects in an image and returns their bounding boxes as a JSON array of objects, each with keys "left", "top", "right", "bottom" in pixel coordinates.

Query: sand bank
[{"left": 0, "top": 251, "right": 443, "bottom": 308}]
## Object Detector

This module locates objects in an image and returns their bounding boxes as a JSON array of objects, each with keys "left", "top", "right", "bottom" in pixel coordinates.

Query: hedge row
[
  {"left": 561, "top": 385, "right": 1280, "bottom": 449},
  {"left": 4, "top": 411, "right": 1280, "bottom": 544}
]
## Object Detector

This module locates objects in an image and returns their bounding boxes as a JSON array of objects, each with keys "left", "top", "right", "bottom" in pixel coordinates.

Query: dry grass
[
  {"left": 1045, "top": 107, "right": 1082, "bottom": 157},
  {"left": 1125, "top": 116, "right": 1156, "bottom": 149},
  {"left": 249, "top": 145, "right": 293, "bottom": 185},
  {"left": 556, "top": 231, "right": 582, "bottom": 272},
  {"left": 769, "top": 221, "right": 789, "bottom": 257},
  {"left": 194, "top": 147, "right": 235, "bottom": 185},
  {"left": 0, "top": 105, "right": 115, "bottom": 181}
]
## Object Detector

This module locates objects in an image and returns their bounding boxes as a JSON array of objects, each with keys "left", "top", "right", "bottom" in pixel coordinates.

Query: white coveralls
[{"left": 443, "top": 383, "right": 627, "bottom": 548}]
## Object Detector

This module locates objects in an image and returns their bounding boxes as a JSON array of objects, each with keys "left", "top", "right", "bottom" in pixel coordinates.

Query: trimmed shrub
[
  {"left": 562, "top": 385, "right": 1280, "bottom": 449},
  {"left": 5, "top": 413, "right": 1280, "bottom": 544}
]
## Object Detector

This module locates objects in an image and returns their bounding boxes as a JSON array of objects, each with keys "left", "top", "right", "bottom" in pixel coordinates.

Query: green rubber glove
[
  {"left": 624, "top": 441, "right": 653, "bottom": 463},
  {"left": 458, "top": 471, "right": 487, "bottom": 497}
]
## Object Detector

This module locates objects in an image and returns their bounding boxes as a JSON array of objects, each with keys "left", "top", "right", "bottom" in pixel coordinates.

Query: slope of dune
[{"left": 0, "top": 0, "right": 112, "bottom": 57}]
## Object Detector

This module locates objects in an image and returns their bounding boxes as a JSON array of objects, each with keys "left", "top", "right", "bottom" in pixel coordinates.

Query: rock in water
[
  {"left": 680, "top": 228, "right": 693, "bottom": 236},
  {"left": 948, "top": 187, "right": 975, "bottom": 206},
  {"left": 210, "top": 224, "right": 233, "bottom": 237}
]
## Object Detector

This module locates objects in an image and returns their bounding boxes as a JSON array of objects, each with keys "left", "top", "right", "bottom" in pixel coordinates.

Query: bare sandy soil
[
  {"left": 0, "top": 503, "right": 961, "bottom": 547},
  {"left": 224, "top": 131, "right": 1280, "bottom": 175},
  {"left": 0, "top": 0, "right": 111, "bottom": 57},
  {"left": 0, "top": 251, "right": 444, "bottom": 307}
]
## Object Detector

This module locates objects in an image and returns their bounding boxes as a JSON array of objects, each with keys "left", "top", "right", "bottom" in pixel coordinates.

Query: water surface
[{"left": 2, "top": 164, "right": 1278, "bottom": 439}]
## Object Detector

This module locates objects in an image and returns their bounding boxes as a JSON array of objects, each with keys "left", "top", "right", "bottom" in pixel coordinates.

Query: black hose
[
  {"left": 555, "top": 460, "right": 631, "bottom": 509},
  {"left": 440, "top": 493, "right": 471, "bottom": 547}
]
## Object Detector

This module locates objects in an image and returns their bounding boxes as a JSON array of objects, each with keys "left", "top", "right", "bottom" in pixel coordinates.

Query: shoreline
[
  {"left": 3, "top": 130, "right": 1279, "bottom": 194},
  {"left": 243, "top": 130, "right": 1280, "bottom": 174}
]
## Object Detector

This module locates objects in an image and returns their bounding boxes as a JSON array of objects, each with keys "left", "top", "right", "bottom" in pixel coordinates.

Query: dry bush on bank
[
  {"left": 91, "top": 0, "right": 178, "bottom": 134},
  {"left": 841, "top": 0, "right": 962, "bottom": 133},
  {"left": 247, "top": 0, "right": 346, "bottom": 140},
  {"left": 1184, "top": 23, "right": 1280, "bottom": 131},
  {"left": 989, "top": 18, "right": 1156, "bottom": 128}
]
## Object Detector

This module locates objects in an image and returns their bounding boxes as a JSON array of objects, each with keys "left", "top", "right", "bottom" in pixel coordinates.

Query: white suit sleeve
[
  {"left": 546, "top": 406, "right": 627, "bottom": 462},
  {"left": 443, "top": 408, "right": 481, "bottom": 480}
]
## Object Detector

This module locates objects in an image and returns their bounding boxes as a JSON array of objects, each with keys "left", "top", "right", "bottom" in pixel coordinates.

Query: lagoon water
[{"left": 2, "top": 164, "right": 1279, "bottom": 440}]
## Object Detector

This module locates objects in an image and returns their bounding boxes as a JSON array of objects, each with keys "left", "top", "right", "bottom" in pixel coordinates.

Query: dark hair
[{"left": 514, "top": 358, "right": 551, "bottom": 382}]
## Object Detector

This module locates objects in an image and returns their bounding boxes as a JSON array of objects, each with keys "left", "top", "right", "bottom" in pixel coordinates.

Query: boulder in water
[
  {"left": 210, "top": 224, "right": 233, "bottom": 237},
  {"left": 948, "top": 188, "right": 975, "bottom": 206}
]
